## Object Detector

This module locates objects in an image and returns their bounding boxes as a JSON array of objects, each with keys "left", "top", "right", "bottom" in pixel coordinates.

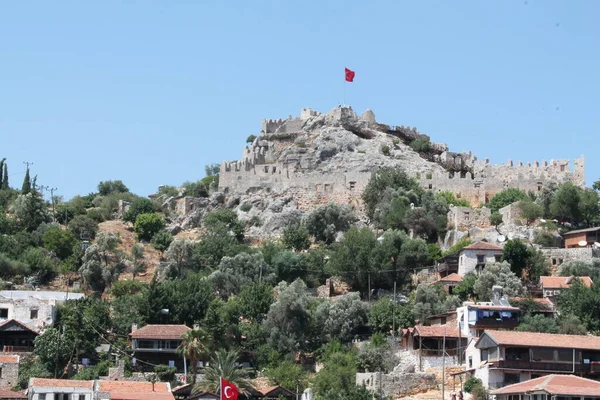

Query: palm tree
[
  {"left": 192, "top": 349, "right": 254, "bottom": 394},
  {"left": 177, "top": 328, "right": 211, "bottom": 384}
]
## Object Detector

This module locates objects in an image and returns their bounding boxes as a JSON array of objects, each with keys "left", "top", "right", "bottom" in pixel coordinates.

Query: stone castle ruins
[{"left": 219, "top": 106, "right": 585, "bottom": 209}]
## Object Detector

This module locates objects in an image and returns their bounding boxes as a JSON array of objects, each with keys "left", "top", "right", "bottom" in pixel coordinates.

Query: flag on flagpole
[
  {"left": 345, "top": 67, "right": 355, "bottom": 82},
  {"left": 221, "top": 377, "right": 239, "bottom": 400}
]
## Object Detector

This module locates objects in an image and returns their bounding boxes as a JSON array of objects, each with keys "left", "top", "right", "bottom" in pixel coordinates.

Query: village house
[
  {"left": 0, "top": 291, "right": 85, "bottom": 332},
  {"left": 27, "top": 379, "right": 174, "bottom": 400},
  {"left": 563, "top": 227, "right": 600, "bottom": 248},
  {"left": 467, "top": 330, "right": 600, "bottom": 390},
  {"left": 0, "top": 320, "right": 38, "bottom": 353},
  {"left": 437, "top": 273, "right": 462, "bottom": 294},
  {"left": 129, "top": 324, "right": 190, "bottom": 372},
  {"left": 0, "top": 355, "right": 19, "bottom": 389},
  {"left": 540, "top": 276, "right": 593, "bottom": 300},
  {"left": 0, "top": 388, "right": 25, "bottom": 400},
  {"left": 456, "top": 302, "right": 520, "bottom": 340},
  {"left": 457, "top": 241, "right": 504, "bottom": 276},
  {"left": 400, "top": 325, "right": 468, "bottom": 369},
  {"left": 172, "top": 384, "right": 294, "bottom": 400},
  {"left": 491, "top": 374, "right": 600, "bottom": 400}
]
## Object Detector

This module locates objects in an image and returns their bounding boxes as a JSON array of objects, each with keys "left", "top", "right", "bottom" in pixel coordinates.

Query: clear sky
[{"left": 1, "top": 1, "right": 598, "bottom": 200}]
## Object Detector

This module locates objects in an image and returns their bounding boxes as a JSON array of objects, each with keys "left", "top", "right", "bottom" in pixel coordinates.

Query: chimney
[
  {"left": 491, "top": 285, "right": 503, "bottom": 305},
  {"left": 131, "top": 324, "right": 138, "bottom": 333},
  {"left": 193, "top": 324, "right": 200, "bottom": 331}
]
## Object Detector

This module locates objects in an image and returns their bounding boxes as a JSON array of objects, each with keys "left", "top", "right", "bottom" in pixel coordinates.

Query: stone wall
[
  {"left": 448, "top": 207, "right": 491, "bottom": 230},
  {"left": 0, "top": 297, "right": 56, "bottom": 331},
  {"left": 356, "top": 371, "right": 438, "bottom": 397},
  {"left": 0, "top": 357, "right": 19, "bottom": 388},
  {"left": 220, "top": 108, "right": 585, "bottom": 208},
  {"left": 540, "top": 247, "right": 600, "bottom": 270},
  {"left": 499, "top": 202, "right": 524, "bottom": 225}
]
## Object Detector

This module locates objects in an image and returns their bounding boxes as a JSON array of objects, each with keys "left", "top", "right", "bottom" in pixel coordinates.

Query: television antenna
[{"left": 498, "top": 235, "right": 506, "bottom": 243}]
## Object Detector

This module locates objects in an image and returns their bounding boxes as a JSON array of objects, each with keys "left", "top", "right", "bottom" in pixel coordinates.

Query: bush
[
  {"left": 305, "top": 203, "right": 355, "bottom": 244},
  {"left": 152, "top": 230, "right": 173, "bottom": 255},
  {"left": 239, "top": 202, "right": 252, "bottom": 212},
  {"left": 68, "top": 215, "right": 99, "bottom": 240},
  {"left": 464, "top": 377, "right": 483, "bottom": 393},
  {"left": 380, "top": 145, "right": 390, "bottom": 156},
  {"left": 97, "top": 180, "right": 129, "bottom": 196},
  {"left": 122, "top": 197, "right": 155, "bottom": 223},
  {"left": 134, "top": 213, "right": 165, "bottom": 241},
  {"left": 282, "top": 223, "right": 311, "bottom": 252},
  {"left": 490, "top": 211, "right": 503, "bottom": 227},
  {"left": 487, "top": 188, "right": 530, "bottom": 213},
  {"left": 182, "top": 181, "right": 208, "bottom": 198},
  {"left": 246, "top": 134, "right": 257, "bottom": 143},
  {"left": 534, "top": 230, "right": 557, "bottom": 247},
  {"left": 470, "top": 384, "right": 488, "bottom": 400},
  {"left": 409, "top": 137, "right": 431, "bottom": 153}
]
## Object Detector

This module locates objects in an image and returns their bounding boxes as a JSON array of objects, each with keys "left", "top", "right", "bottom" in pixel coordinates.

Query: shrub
[
  {"left": 68, "top": 215, "right": 99, "bottom": 240},
  {"left": 240, "top": 202, "right": 252, "bottom": 212},
  {"left": 534, "top": 230, "right": 557, "bottom": 247},
  {"left": 134, "top": 213, "right": 165, "bottom": 241},
  {"left": 282, "top": 223, "right": 311, "bottom": 252},
  {"left": 490, "top": 211, "right": 503, "bottom": 226},
  {"left": 464, "top": 377, "right": 483, "bottom": 393},
  {"left": 246, "top": 134, "right": 257, "bottom": 143},
  {"left": 380, "top": 145, "right": 391, "bottom": 156},
  {"left": 305, "top": 203, "right": 355, "bottom": 244},
  {"left": 182, "top": 181, "right": 209, "bottom": 198},
  {"left": 470, "top": 384, "right": 488, "bottom": 400},
  {"left": 409, "top": 137, "right": 431, "bottom": 153},
  {"left": 392, "top": 139, "right": 400, "bottom": 146},
  {"left": 122, "top": 197, "right": 155, "bottom": 223}
]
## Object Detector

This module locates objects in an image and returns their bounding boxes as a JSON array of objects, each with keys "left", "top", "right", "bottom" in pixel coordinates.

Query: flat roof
[{"left": 0, "top": 290, "right": 85, "bottom": 301}]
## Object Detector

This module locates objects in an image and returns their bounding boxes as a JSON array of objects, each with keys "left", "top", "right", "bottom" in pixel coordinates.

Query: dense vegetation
[{"left": 2, "top": 156, "right": 599, "bottom": 399}]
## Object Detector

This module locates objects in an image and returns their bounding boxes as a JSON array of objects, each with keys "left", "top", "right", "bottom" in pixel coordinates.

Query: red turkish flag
[
  {"left": 221, "top": 378, "right": 239, "bottom": 400},
  {"left": 345, "top": 67, "right": 355, "bottom": 82}
]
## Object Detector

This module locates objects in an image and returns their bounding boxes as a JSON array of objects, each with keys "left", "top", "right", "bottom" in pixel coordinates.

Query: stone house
[
  {"left": 457, "top": 241, "right": 504, "bottom": 276},
  {"left": 563, "top": 227, "right": 600, "bottom": 248},
  {"left": 0, "top": 291, "right": 85, "bottom": 332},
  {"left": 491, "top": 374, "right": 600, "bottom": 399},
  {"left": 467, "top": 330, "right": 600, "bottom": 391},
  {"left": 400, "top": 325, "right": 468, "bottom": 367},
  {"left": 129, "top": 324, "right": 190, "bottom": 372},
  {"left": 27, "top": 379, "right": 173, "bottom": 400},
  {"left": 540, "top": 276, "right": 593, "bottom": 300},
  {"left": 27, "top": 378, "right": 95, "bottom": 400},
  {"left": 0, "top": 355, "right": 19, "bottom": 389},
  {"left": 437, "top": 273, "right": 462, "bottom": 294}
]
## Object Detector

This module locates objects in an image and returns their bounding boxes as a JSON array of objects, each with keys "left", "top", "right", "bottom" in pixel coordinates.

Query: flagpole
[
  {"left": 219, "top": 376, "right": 222, "bottom": 400},
  {"left": 343, "top": 74, "right": 346, "bottom": 106}
]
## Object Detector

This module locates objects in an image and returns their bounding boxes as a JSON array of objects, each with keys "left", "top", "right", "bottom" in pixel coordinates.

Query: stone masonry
[{"left": 220, "top": 107, "right": 585, "bottom": 208}]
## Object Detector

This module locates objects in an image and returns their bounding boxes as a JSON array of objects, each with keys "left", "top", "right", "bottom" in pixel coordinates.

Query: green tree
[
  {"left": 263, "top": 280, "right": 312, "bottom": 354},
  {"left": 593, "top": 179, "right": 600, "bottom": 192},
  {"left": 134, "top": 213, "right": 165, "bottom": 241},
  {"left": 454, "top": 272, "right": 477, "bottom": 301},
  {"left": 97, "top": 180, "right": 129, "bottom": 196},
  {"left": 193, "top": 349, "right": 253, "bottom": 394},
  {"left": 182, "top": 181, "right": 208, "bottom": 198},
  {"left": 151, "top": 230, "right": 173, "bottom": 256},
  {"left": 490, "top": 211, "right": 503, "bottom": 227},
  {"left": 435, "top": 191, "right": 470, "bottom": 207},
  {"left": 13, "top": 356, "right": 51, "bottom": 390},
  {"left": 21, "top": 167, "right": 31, "bottom": 194},
  {"left": 305, "top": 203, "right": 355, "bottom": 244},
  {"left": 68, "top": 215, "right": 99, "bottom": 240},
  {"left": 122, "top": 197, "right": 156, "bottom": 223},
  {"left": 327, "top": 227, "right": 377, "bottom": 292},
  {"left": 210, "top": 252, "right": 274, "bottom": 298},
  {"left": 412, "top": 283, "right": 460, "bottom": 322},
  {"left": 502, "top": 239, "right": 529, "bottom": 278},
  {"left": 13, "top": 192, "right": 51, "bottom": 231},
  {"left": 237, "top": 283, "right": 274, "bottom": 322},
  {"left": 559, "top": 259, "right": 600, "bottom": 282},
  {"left": 579, "top": 189, "right": 600, "bottom": 227},
  {"left": 519, "top": 201, "right": 543, "bottom": 225},
  {"left": 271, "top": 250, "right": 308, "bottom": 283},
  {"left": 442, "top": 237, "right": 472, "bottom": 256},
  {"left": 558, "top": 315, "right": 587, "bottom": 335},
  {"left": 550, "top": 182, "right": 582, "bottom": 224},
  {"left": 193, "top": 227, "right": 247, "bottom": 269},
  {"left": 203, "top": 209, "right": 245, "bottom": 241},
  {"left": 487, "top": 188, "right": 529, "bottom": 213},
  {"left": 362, "top": 168, "right": 423, "bottom": 219},
  {"left": 533, "top": 230, "right": 558, "bottom": 247},
  {"left": 314, "top": 345, "right": 359, "bottom": 398},
  {"left": 517, "top": 314, "right": 559, "bottom": 333},
  {"left": 315, "top": 293, "right": 368, "bottom": 342},
  {"left": 2, "top": 162, "right": 9, "bottom": 190},
  {"left": 368, "top": 299, "right": 414, "bottom": 334},
  {"left": 43, "top": 228, "right": 78, "bottom": 260},
  {"left": 473, "top": 262, "right": 524, "bottom": 301},
  {"left": 164, "top": 238, "right": 194, "bottom": 277},
  {"left": 21, "top": 247, "right": 59, "bottom": 284},
  {"left": 282, "top": 223, "right": 311, "bottom": 251},
  {"left": 265, "top": 359, "right": 308, "bottom": 392},
  {"left": 178, "top": 328, "right": 212, "bottom": 384}
]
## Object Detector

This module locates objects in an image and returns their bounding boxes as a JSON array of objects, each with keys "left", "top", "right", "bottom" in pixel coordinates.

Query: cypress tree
[
  {"left": 22, "top": 168, "right": 31, "bottom": 194},
  {"left": 2, "top": 163, "right": 8, "bottom": 190},
  {"left": 0, "top": 158, "right": 4, "bottom": 189}
]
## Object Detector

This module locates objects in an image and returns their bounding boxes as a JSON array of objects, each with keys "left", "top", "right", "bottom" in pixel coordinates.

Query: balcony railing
[
  {"left": 3, "top": 345, "right": 34, "bottom": 353},
  {"left": 495, "top": 359, "right": 591, "bottom": 374},
  {"left": 471, "top": 318, "right": 519, "bottom": 328}
]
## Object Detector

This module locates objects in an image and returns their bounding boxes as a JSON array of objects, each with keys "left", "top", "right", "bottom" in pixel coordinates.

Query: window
[
  {"left": 73, "top": 395, "right": 82, "bottom": 400},
  {"left": 468, "top": 356, "right": 473, "bottom": 368},
  {"left": 0, "top": 367, "right": 2, "bottom": 378},
  {"left": 476, "top": 255, "right": 485, "bottom": 263},
  {"left": 0, "top": 309, "right": 7, "bottom": 319},
  {"left": 264, "top": 166, "right": 269, "bottom": 173},
  {"left": 480, "top": 349, "right": 488, "bottom": 361},
  {"left": 504, "top": 373, "right": 520, "bottom": 384},
  {"left": 494, "top": 254, "right": 502, "bottom": 262},
  {"left": 557, "top": 349, "right": 573, "bottom": 362},
  {"left": 38, "top": 395, "right": 46, "bottom": 400},
  {"left": 552, "top": 258, "right": 557, "bottom": 265},
  {"left": 30, "top": 309, "right": 38, "bottom": 319},
  {"left": 531, "top": 347, "right": 554, "bottom": 362},
  {"left": 272, "top": 166, "right": 276, "bottom": 173},
  {"left": 349, "top": 181, "right": 356, "bottom": 190}
]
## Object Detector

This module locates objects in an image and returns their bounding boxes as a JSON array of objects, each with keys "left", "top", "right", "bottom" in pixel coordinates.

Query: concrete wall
[
  {"left": 356, "top": 371, "right": 437, "bottom": 397},
  {"left": 540, "top": 247, "right": 598, "bottom": 269},
  {"left": 458, "top": 250, "right": 503, "bottom": 276},
  {"left": 30, "top": 392, "right": 92, "bottom": 400}
]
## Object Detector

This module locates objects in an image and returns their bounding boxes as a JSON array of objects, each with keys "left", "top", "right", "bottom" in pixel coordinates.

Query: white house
[
  {"left": 28, "top": 378, "right": 94, "bottom": 400},
  {"left": 0, "top": 291, "right": 85, "bottom": 331},
  {"left": 457, "top": 241, "right": 503, "bottom": 276}
]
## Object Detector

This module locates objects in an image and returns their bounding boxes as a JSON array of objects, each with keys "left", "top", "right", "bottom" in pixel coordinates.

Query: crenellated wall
[{"left": 221, "top": 108, "right": 585, "bottom": 207}]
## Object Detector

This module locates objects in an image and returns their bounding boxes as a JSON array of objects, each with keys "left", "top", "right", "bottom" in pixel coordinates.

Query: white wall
[
  {"left": 458, "top": 249, "right": 502, "bottom": 276},
  {"left": 0, "top": 297, "right": 56, "bottom": 330}
]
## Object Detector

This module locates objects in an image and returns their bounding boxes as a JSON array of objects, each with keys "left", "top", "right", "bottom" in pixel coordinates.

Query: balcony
[
  {"left": 495, "top": 359, "right": 591, "bottom": 374},
  {"left": 3, "top": 345, "right": 34, "bottom": 353},
  {"left": 471, "top": 318, "right": 519, "bottom": 329}
]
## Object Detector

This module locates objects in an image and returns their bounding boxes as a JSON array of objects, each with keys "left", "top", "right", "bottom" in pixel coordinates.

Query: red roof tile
[
  {"left": 439, "top": 273, "right": 463, "bottom": 283},
  {"left": 30, "top": 378, "right": 94, "bottom": 389},
  {"left": 413, "top": 325, "right": 460, "bottom": 338},
  {"left": 130, "top": 324, "right": 190, "bottom": 339},
  {"left": 511, "top": 297, "right": 555, "bottom": 308},
  {"left": 468, "top": 304, "right": 520, "bottom": 311},
  {"left": 98, "top": 381, "right": 173, "bottom": 400},
  {"left": 562, "top": 227, "right": 600, "bottom": 236},
  {"left": 0, "top": 388, "right": 26, "bottom": 399},
  {"left": 0, "top": 355, "right": 19, "bottom": 363},
  {"left": 541, "top": 276, "right": 593, "bottom": 289},
  {"left": 462, "top": 241, "right": 503, "bottom": 251},
  {"left": 483, "top": 330, "right": 600, "bottom": 351},
  {"left": 492, "top": 374, "right": 600, "bottom": 396}
]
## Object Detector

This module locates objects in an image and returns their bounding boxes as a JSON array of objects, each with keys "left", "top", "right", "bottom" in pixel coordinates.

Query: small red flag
[
  {"left": 221, "top": 378, "right": 239, "bottom": 400},
  {"left": 345, "top": 67, "right": 355, "bottom": 82}
]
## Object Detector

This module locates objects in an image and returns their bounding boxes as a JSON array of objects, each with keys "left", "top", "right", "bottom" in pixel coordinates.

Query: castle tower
[{"left": 573, "top": 156, "right": 585, "bottom": 187}]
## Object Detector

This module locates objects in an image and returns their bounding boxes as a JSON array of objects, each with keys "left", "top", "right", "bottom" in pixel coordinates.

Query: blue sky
[{"left": 1, "top": 1, "right": 598, "bottom": 200}]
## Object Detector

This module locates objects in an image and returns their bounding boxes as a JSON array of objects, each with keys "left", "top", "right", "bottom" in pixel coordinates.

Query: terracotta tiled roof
[
  {"left": 130, "top": 324, "right": 190, "bottom": 339},
  {"left": 413, "top": 325, "right": 460, "bottom": 338},
  {"left": 462, "top": 241, "right": 503, "bottom": 251},
  {"left": 541, "top": 276, "right": 593, "bottom": 289},
  {"left": 30, "top": 378, "right": 94, "bottom": 389},
  {"left": 259, "top": 385, "right": 295, "bottom": 396},
  {"left": 0, "top": 388, "right": 26, "bottom": 399},
  {"left": 97, "top": 381, "right": 173, "bottom": 400},
  {"left": 510, "top": 297, "right": 555, "bottom": 309},
  {"left": 0, "top": 355, "right": 19, "bottom": 363},
  {"left": 0, "top": 319, "right": 39, "bottom": 334},
  {"left": 562, "top": 227, "right": 600, "bottom": 236},
  {"left": 491, "top": 374, "right": 600, "bottom": 396},
  {"left": 483, "top": 330, "right": 600, "bottom": 351},
  {"left": 439, "top": 273, "right": 463, "bottom": 283}
]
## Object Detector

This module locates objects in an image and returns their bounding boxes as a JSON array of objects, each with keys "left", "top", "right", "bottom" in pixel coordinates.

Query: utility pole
[
  {"left": 368, "top": 273, "right": 371, "bottom": 302},
  {"left": 23, "top": 161, "right": 33, "bottom": 169},
  {"left": 392, "top": 281, "right": 397, "bottom": 351},
  {"left": 49, "top": 187, "right": 58, "bottom": 222},
  {"left": 296, "top": 379, "right": 299, "bottom": 400},
  {"left": 442, "top": 327, "right": 446, "bottom": 400}
]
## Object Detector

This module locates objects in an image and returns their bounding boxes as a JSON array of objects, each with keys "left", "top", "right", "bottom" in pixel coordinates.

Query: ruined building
[{"left": 219, "top": 107, "right": 585, "bottom": 209}]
